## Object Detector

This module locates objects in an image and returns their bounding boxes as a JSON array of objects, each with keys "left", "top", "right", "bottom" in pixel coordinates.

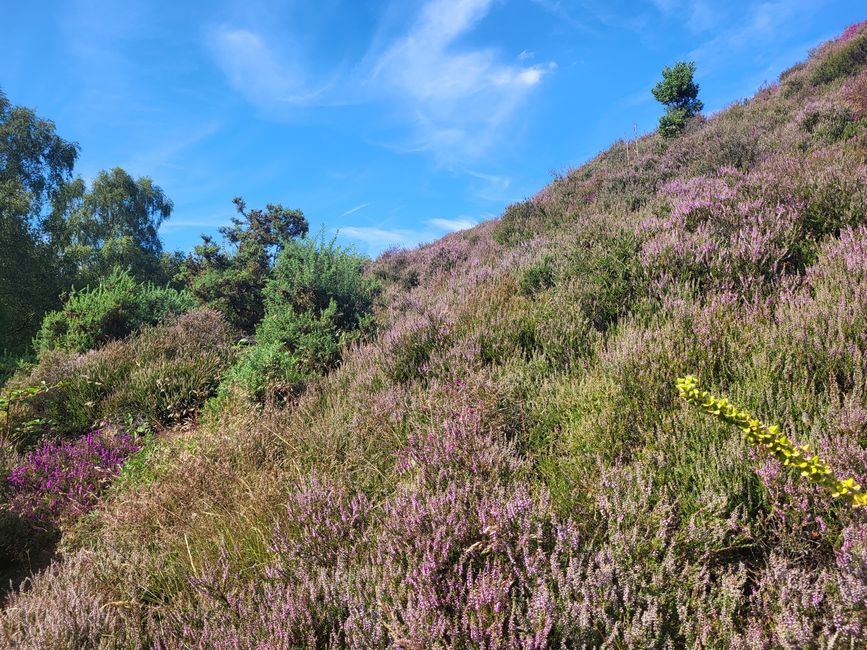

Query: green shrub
[
  {"left": 384, "top": 316, "right": 451, "bottom": 385},
  {"left": 492, "top": 199, "right": 548, "bottom": 246},
  {"left": 0, "top": 352, "right": 29, "bottom": 387},
  {"left": 33, "top": 268, "right": 194, "bottom": 355},
  {"left": 810, "top": 30, "right": 867, "bottom": 86},
  {"left": 267, "top": 234, "right": 377, "bottom": 332},
  {"left": 801, "top": 104, "right": 862, "bottom": 144},
  {"left": 557, "top": 219, "right": 643, "bottom": 331},
  {"left": 518, "top": 256, "right": 555, "bottom": 296},
  {"left": 218, "top": 234, "right": 377, "bottom": 402},
  {"left": 222, "top": 305, "right": 342, "bottom": 401}
]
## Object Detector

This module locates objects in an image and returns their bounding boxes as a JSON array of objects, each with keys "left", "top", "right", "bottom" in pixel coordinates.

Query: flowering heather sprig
[
  {"left": 677, "top": 375, "right": 867, "bottom": 507},
  {"left": 839, "top": 20, "right": 867, "bottom": 43},
  {"left": 5, "top": 428, "right": 140, "bottom": 527}
]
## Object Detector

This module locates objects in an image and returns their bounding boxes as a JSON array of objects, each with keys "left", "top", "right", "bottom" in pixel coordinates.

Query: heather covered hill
[{"left": 2, "top": 22, "right": 867, "bottom": 649}]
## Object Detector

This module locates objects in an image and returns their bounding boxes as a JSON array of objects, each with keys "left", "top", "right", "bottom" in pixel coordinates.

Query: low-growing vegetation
[{"left": 0, "top": 20, "right": 866, "bottom": 650}]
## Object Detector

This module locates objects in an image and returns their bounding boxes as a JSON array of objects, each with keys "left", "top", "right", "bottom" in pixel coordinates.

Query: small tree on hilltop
[{"left": 652, "top": 61, "right": 703, "bottom": 138}]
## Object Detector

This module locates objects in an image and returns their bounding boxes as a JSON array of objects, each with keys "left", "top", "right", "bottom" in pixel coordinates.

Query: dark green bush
[
  {"left": 802, "top": 105, "right": 858, "bottom": 144},
  {"left": 518, "top": 256, "right": 555, "bottom": 296},
  {"left": 177, "top": 198, "right": 309, "bottom": 333},
  {"left": 223, "top": 306, "right": 342, "bottom": 401},
  {"left": 384, "top": 318, "right": 449, "bottom": 385},
  {"left": 558, "top": 221, "right": 643, "bottom": 331},
  {"left": 33, "top": 268, "right": 194, "bottom": 355}
]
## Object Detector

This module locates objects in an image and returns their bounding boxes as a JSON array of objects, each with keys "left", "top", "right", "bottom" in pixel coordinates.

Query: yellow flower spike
[{"left": 677, "top": 376, "right": 867, "bottom": 509}]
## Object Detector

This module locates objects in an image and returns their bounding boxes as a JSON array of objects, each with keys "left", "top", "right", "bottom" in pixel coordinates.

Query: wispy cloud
[
  {"left": 462, "top": 168, "right": 511, "bottom": 201},
  {"left": 337, "top": 226, "right": 418, "bottom": 247},
  {"left": 370, "top": 0, "right": 555, "bottom": 162},
  {"left": 208, "top": 26, "right": 329, "bottom": 106},
  {"left": 649, "top": 0, "right": 720, "bottom": 33},
  {"left": 121, "top": 121, "right": 222, "bottom": 174},
  {"left": 688, "top": 0, "right": 822, "bottom": 75},
  {"left": 339, "top": 202, "right": 371, "bottom": 217},
  {"left": 338, "top": 211, "right": 481, "bottom": 253},
  {"left": 427, "top": 217, "right": 477, "bottom": 231}
]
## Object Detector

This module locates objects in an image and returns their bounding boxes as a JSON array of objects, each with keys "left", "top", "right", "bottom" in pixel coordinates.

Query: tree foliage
[
  {"left": 52, "top": 168, "right": 174, "bottom": 286},
  {"left": 0, "top": 89, "right": 78, "bottom": 225},
  {"left": 0, "top": 90, "right": 78, "bottom": 357},
  {"left": 652, "top": 61, "right": 704, "bottom": 138},
  {"left": 177, "top": 198, "right": 309, "bottom": 333}
]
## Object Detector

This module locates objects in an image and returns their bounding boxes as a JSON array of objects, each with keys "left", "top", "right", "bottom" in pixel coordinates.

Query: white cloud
[
  {"left": 337, "top": 226, "right": 418, "bottom": 247},
  {"left": 371, "top": 0, "right": 555, "bottom": 161},
  {"left": 208, "top": 27, "right": 327, "bottom": 106},
  {"left": 427, "top": 217, "right": 477, "bottom": 231}
]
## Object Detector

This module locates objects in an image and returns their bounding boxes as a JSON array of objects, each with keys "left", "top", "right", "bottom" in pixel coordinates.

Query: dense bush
[
  {"left": 517, "top": 254, "right": 555, "bottom": 296},
  {"left": 219, "top": 235, "right": 377, "bottom": 402},
  {"left": 178, "top": 198, "right": 309, "bottom": 333},
  {"left": 33, "top": 267, "right": 194, "bottom": 355},
  {"left": 810, "top": 25, "right": 867, "bottom": 86},
  {"left": 491, "top": 198, "right": 549, "bottom": 246},
  {"left": 267, "top": 235, "right": 376, "bottom": 332}
]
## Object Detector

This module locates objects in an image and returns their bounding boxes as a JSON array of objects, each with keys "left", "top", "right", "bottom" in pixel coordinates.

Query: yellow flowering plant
[{"left": 676, "top": 375, "right": 867, "bottom": 508}]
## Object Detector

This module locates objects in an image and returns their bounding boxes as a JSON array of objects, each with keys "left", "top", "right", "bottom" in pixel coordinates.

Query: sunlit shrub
[
  {"left": 492, "top": 199, "right": 548, "bottom": 246},
  {"left": 217, "top": 235, "right": 377, "bottom": 403},
  {"left": 33, "top": 267, "right": 194, "bottom": 355},
  {"left": 810, "top": 26, "right": 867, "bottom": 86}
]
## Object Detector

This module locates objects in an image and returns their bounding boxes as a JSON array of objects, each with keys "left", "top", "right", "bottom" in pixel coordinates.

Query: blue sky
[{"left": 2, "top": 0, "right": 864, "bottom": 256}]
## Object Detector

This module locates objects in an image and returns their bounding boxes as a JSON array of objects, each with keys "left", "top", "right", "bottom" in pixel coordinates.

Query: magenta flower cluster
[{"left": 6, "top": 428, "right": 139, "bottom": 528}]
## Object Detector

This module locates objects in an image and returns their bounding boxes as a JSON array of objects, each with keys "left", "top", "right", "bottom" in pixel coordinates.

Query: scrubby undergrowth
[{"left": 2, "top": 23, "right": 867, "bottom": 649}]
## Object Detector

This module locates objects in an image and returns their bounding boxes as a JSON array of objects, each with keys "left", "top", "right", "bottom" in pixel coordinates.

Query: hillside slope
[{"left": 3, "top": 22, "right": 867, "bottom": 648}]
